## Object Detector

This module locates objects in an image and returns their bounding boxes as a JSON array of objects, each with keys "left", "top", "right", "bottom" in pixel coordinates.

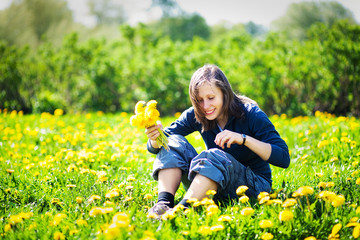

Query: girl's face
[{"left": 197, "top": 82, "right": 225, "bottom": 122}]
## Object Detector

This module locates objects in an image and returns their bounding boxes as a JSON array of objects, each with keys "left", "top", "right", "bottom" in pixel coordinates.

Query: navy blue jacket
[{"left": 148, "top": 104, "right": 290, "bottom": 183}]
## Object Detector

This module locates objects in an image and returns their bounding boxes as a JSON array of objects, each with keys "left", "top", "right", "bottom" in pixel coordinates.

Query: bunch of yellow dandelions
[{"left": 130, "top": 100, "right": 169, "bottom": 151}]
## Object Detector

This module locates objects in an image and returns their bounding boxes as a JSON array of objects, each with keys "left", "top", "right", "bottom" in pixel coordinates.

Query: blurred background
[{"left": 0, "top": 0, "right": 359, "bottom": 117}]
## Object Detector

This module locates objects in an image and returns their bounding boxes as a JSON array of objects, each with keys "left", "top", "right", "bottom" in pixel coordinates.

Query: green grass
[{"left": 0, "top": 110, "right": 359, "bottom": 240}]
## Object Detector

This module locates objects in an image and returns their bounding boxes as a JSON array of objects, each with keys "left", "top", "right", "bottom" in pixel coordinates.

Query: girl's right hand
[{"left": 145, "top": 123, "right": 163, "bottom": 148}]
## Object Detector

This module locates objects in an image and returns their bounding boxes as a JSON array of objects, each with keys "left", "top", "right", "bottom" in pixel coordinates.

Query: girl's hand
[
  {"left": 214, "top": 130, "right": 244, "bottom": 149},
  {"left": 145, "top": 123, "right": 163, "bottom": 148}
]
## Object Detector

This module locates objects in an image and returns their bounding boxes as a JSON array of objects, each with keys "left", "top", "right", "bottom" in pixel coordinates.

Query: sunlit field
[{"left": 1, "top": 109, "right": 359, "bottom": 240}]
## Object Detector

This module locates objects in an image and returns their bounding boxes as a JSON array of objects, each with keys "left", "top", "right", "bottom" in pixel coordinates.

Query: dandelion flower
[
  {"left": 282, "top": 198, "right": 297, "bottom": 208},
  {"left": 144, "top": 194, "right": 153, "bottom": 200},
  {"left": 241, "top": 207, "right": 254, "bottom": 216},
  {"left": 236, "top": 185, "right": 248, "bottom": 196},
  {"left": 112, "top": 212, "right": 130, "bottom": 227},
  {"left": 239, "top": 196, "right": 249, "bottom": 203},
  {"left": 332, "top": 195, "right": 345, "bottom": 207},
  {"left": 76, "top": 219, "right": 88, "bottom": 226},
  {"left": 259, "top": 220, "right": 274, "bottom": 229},
  {"left": 258, "top": 192, "right": 269, "bottom": 200},
  {"left": 218, "top": 215, "right": 232, "bottom": 222},
  {"left": 76, "top": 197, "right": 83, "bottom": 204},
  {"left": 198, "top": 226, "right": 211, "bottom": 236},
  {"left": 135, "top": 101, "right": 146, "bottom": 114},
  {"left": 279, "top": 210, "right": 294, "bottom": 222},
  {"left": 353, "top": 226, "right": 360, "bottom": 238},
  {"left": 206, "top": 204, "right": 219, "bottom": 216},
  {"left": 261, "top": 232, "right": 274, "bottom": 240},
  {"left": 206, "top": 189, "right": 217, "bottom": 196},
  {"left": 89, "top": 207, "right": 105, "bottom": 217},
  {"left": 292, "top": 186, "right": 314, "bottom": 197},
  {"left": 356, "top": 178, "right": 360, "bottom": 185},
  {"left": 53, "top": 231, "right": 65, "bottom": 240},
  {"left": 210, "top": 224, "right": 224, "bottom": 232},
  {"left": 329, "top": 223, "right": 342, "bottom": 238}
]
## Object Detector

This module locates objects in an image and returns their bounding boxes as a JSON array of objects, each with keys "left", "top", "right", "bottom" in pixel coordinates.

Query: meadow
[{"left": 0, "top": 109, "right": 359, "bottom": 240}]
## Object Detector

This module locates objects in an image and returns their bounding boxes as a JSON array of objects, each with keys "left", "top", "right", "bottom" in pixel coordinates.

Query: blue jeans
[{"left": 152, "top": 135, "right": 271, "bottom": 201}]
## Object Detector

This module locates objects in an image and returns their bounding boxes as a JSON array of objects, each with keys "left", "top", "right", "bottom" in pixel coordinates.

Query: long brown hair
[{"left": 189, "top": 64, "right": 257, "bottom": 132}]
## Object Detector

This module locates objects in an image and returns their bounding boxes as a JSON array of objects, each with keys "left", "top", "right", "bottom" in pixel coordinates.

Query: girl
[{"left": 145, "top": 64, "right": 290, "bottom": 217}]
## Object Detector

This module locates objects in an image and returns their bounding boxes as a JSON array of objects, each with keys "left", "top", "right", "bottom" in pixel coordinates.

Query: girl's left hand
[{"left": 214, "top": 130, "right": 244, "bottom": 149}]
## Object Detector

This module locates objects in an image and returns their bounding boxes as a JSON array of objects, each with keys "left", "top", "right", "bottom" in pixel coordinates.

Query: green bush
[{"left": 1, "top": 20, "right": 359, "bottom": 117}]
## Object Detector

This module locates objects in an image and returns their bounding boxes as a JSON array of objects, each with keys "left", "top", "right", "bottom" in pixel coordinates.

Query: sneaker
[{"left": 147, "top": 201, "right": 172, "bottom": 219}]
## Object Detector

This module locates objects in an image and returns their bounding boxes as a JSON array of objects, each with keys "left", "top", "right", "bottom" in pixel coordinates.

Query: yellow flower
[
  {"left": 135, "top": 101, "right": 146, "bottom": 114},
  {"left": 356, "top": 178, "right": 360, "bottom": 185},
  {"left": 6, "top": 169, "right": 14, "bottom": 173},
  {"left": 76, "top": 219, "right": 88, "bottom": 226},
  {"left": 318, "top": 191, "right": 337, "bottom": 202},
  {"left": 236, "top": 185, "right": 249, "bottom": 196},
  {"left": 69, "top": 229, "right": 79, "bottom": 236},
  {"left": 259, "top": 219, "right": 274, "bottom": 228},
  {"left": 239, "top": 196, "right": 249, "bottom": 203},
  {"left": 200, "top": 197, "right": 215, "bottom": 205},
  {"left": 186, "top": 198, "right": 198, "bottom": 204},
  {"left": 304, "top": 237, "right": 317, "bottom": 240},
  {"left": 146, "top": 100, "right": 158, "bottom": 109},
  {"left": 88, "top": 195, "right": 101, "bottom": 203},
  {"left": 103, "top": 223, "right": 122, "bottom": 240},
  {"left": 105, "top": 189, "right": 120, "bottom": 199},
  {"left": 144, "top": 194, "right": 153, "bottom": 200},
  {"left": 206, "top": 204, "right": 219, "bottom": 216},
  {"left": 127, "top": 175, "right": 136, "bottom": 181},
  {"left": 206, "top": 189, "right": 217, "bottom": 196},
  {"left": 261, "top": 232, "right": 274, "bottom": 240},
  {"left": 76, "top": 197, "right": 83, "bottom": 204},
  {"left": 279, "top": 210, "right": 294, "bottom": 222},
  {"left": 218, "top": 215, "right": 232, "bottom": 222},
  {"left": 53, "top": 231, "right": 65, "bottom": 240},
  {"left": 161, "top": 210, "right": 176, "bottom": 221},
  {"left": 112, "top": 212, "right": 130, "bottom": 227},
  {"left": 54, "top": 109, "right": 64, "bottom": 116},
  {"left": 210, "top": 224, "right": 224, "bottom": 232},
  {"left": 332, "top": 223, "right": 342, "bottom": 235},
  {"left": 145, "top": 108, "right": 160, "bottom": 126},
  {"left": 258, "top": 192, "right": 269, "bottom": 200},
  {"left": 292, "top": 186, "right": 314, "bottom": 197},
  {"left": 241, "top": 207, "right": 254, "bottom": 216},
  {"left": 89, "top": 207, "right": 105, "bottom": 217},
  {"left": 173, "top": 204, "right": 184, "bottom": 213},
  {"left": 181, "top": 231, "right": 189, "bottom": 235},
  {"left": 104, "top": 200, "right": 115, "bottom": 206},
  {"left": 4, "top": 224, "right": 11, "bottom": 232},
  {"left": 353, "top": 226, "right": 360, "bottom": 238},
  {"left": 198, "top": 226, "right": 211, "bottom": 235},
  {"left": 331, "top": 195, "right": 345, "bottom": 207},
  {"left": 9, "top": 215, "right": 23, "bottom": 225},
  {"left": 282, "top": 198, "right": 297, "bottom": 208}
]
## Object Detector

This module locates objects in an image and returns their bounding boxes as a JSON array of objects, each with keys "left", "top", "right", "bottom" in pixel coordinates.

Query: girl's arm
[{"left": 214, "top": 130, "right": 272, "bottom": 161}]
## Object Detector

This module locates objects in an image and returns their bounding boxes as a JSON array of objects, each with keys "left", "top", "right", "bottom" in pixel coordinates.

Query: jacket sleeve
[{"left": 248, "top": 106, "right": 290, "bottom": 168}]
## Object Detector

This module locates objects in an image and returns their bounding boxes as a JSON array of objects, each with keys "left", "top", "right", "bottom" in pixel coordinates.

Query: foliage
[
  {"left": 0, "top": 19, "right": 359, "bottom": 117},
  {"left": 150, "top": 13, "right": 211, "bottom": 41},
  {"left": 271, "top": 1, "right": 356, "bottom": 40},
  {"left": 0, "top": 0, "right": 73, "bottom": 47},
  {"left": 0, "top": 110, "right": 359, "bottom": 239}
]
